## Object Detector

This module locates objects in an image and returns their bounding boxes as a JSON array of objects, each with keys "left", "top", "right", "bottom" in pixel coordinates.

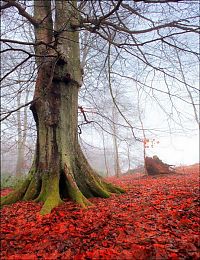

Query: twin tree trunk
[{"left": 1, "top": 0, "right": 124, "bottom": 215}]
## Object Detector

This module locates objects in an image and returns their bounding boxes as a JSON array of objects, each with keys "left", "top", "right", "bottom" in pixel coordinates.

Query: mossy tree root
[
  {"left": 64, "top": 163, "right": 92, "bottom": 207},
  {"left": 23, "top": 174, "right": 40, "bottom": 201},
  {"left": 75, "top": 147, "right": 113, "bottom": 198},
  {"left": 1, "top": 178, "right": 31, "bottom": 207},
  {"left": 75, "top": 147, "right": 125, "bottom": 198},
  {"left": 0, "top": 169, "right": 35, "bottom": 207},
  {"left": 1, "top": 159, "right": 125, "bottom": 215},
  {"left": 34, "top": 173, "right": 63, "bottom": 215},
  {"left": 103, "top": 181, "right": 125, "bottom": 194}
]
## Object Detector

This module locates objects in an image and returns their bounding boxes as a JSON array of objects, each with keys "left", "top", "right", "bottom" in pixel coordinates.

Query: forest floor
[{"left": 0, "top": 164, "right": 199, "bottom": 260}]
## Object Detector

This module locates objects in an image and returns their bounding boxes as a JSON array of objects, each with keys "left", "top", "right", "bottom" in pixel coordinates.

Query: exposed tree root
[
  {"left": 1, "top": 178, "right": 31, "bottom": 206},
  {"left": 40, "top": 194, "right": 63, "bottom": 215},
  {"left": 64, "top": 163, "right": 92, "bottom": 207},
  {"left": 103, "top": 181, "right": 125, "bottom": 194},
  {"left": 1, "top": 168, "right": 35, "bottom": 207},
  {"left": 35, "top": 174, "right": 63, "bottom": 215},
  {"left": 23, "top": 174, "right": 40, "bottom": 201},
  {"left": 1, "top": 157, "right": 125, "bottom": 215}
]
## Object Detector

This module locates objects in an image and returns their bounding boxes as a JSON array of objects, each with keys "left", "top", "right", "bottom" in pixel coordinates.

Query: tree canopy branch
[
  {"left": 0, "top": 98, "right": 39, "bottom": 122},
  {"left": 1, "top": 0, "right": 40, "bottom": 26}
]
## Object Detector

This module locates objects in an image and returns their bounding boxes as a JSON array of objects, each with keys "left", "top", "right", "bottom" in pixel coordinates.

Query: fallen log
[{"left": 145, "top": 155, "right": 175, "bottom": 175}]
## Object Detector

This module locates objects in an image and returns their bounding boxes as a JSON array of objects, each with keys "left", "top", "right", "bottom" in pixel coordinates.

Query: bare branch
[
  {"left": 98, "top": 0, "right": 123, "bottom": 22},
  {"left": 0, "top": 38, "right": 53, "bottom": 47},
  {"left": 112, "top": 71, "right": 199, "bottom": 105},
  {"left": 0, "top": 98, "right": 39, "bottom": 122},
  {"left": 2, "top": 0, "right": 40, "bottom": 26},
  {"left": 1, "top": 56, "right": 32, "bottom": 83},
  {"left": 78, "top": 106, "right": 92, "bottom": 123}
]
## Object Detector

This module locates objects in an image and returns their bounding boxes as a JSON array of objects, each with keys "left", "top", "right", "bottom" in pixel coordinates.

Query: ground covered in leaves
[{"left": 1, "top": 164, "right": 199, "bottom": 259}]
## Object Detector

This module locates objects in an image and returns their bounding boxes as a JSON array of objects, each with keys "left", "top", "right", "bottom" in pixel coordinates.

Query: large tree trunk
[{"left": 1, "top": 0, "right": 124, "bottom": 215}]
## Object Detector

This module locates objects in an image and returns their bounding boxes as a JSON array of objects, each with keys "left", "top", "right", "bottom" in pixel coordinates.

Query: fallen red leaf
[{"left": 1, "top": 164, "right": 199, "bottom": 259}]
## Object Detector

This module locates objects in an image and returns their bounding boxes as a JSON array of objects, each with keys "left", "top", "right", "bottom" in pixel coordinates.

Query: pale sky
[
  {"left": 143, "top": 93, "right": 199, "bottom": 166},
  {"left": 146, "top": 133, "right": 199, "bottom": 166}
]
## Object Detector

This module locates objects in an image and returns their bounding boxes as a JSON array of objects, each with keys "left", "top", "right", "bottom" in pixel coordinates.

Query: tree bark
[
  {"left": 112, "top": 106, "right": 121, "bottom": 178},
  {"left": 16, "top": 90, "right": 24, "bottom": 177},
  {"left": 102, "top": 118, "right": 109, "bottom": 177},
  {"left": 1, "top": 0, "right": 124, "bottom": 215},
  {"left": 16, "top": 86, "right": 29, "bottom": 176}
]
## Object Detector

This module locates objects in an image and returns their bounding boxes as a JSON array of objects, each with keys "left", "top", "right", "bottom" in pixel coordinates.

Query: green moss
[
  {"left": 75, "top": 145, "right": 125, "bottom": 198},
  {"left": 23, "top": 176, "right": 40, "bottom": 201},
  {"left": 1, "top": 192, "right": 21, "bottom": 206},
  {"left": 39, "top": 173, "right": 63, "bottom": 215},
  {"left": 103, "top": 182, "right": 125, "bottom": 194},
  {"left": 34, "top": 173, "right": 49, "bottom": 202},
  {"left": 72, "top": 191, "right": 87, "bottom": 208},
  {"left": 1, "top": 178, "right": 30, "bottom": 207},
  {"left": 68, "top": 186, "right": 92, "bottom": 207},
  {"left": 82, "top": 196, "right": 93, "bottom": 206},
  {"left": 87, "top": 179, "right": 110, "bottom": 198},
  {"left": 40, "top": 194, "right": 63, "bottom": 215},
  {"left": 64, "top": 165, "right": 93, "bottom": 207}
]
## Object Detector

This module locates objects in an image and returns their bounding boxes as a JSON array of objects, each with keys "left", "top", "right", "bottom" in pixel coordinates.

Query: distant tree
[
  {"left": 1, "top": 38, "right": 35, "bottom": 176},
  {"left": 15, "top": 79, "right": 32, "bottom": 176},
  {"left": 1, "top": 0, "right": 199, "bottom": 214},
  {"left": 112, "top": 104, "right": 121, "bottom": 177}
]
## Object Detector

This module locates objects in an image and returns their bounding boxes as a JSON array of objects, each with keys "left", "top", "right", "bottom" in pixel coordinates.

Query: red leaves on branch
[
  {"left": 143, "top": 138, "right": 160, "bottom": 148},
  {"left": 1, "top": 164, "right": 199, "bottom": 259}
]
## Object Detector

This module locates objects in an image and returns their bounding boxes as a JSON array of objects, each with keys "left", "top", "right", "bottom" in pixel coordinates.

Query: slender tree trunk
[
  {"left": 1, "top": 0, "right": 124, "bottom": 215},
  {"left": 127, "top": 142, "right": 131, "bottom": 173},
  {"left": 103, "top": 138, "right": 109, "bottom": 177},
  {"left": 136, "top": 85, "right": 148, "bottom": 175},
  {"left": 16, "top": 91, "right": 24, "bottom": 177},
  {"left": 112, "top": 106, "right": 121, "bottom": 178},
  {"left": 102, "top": 119, "right": 109, "bottom": 177},
  {"left": 16, "top": 87, "right": 29, "bottom": 176}
]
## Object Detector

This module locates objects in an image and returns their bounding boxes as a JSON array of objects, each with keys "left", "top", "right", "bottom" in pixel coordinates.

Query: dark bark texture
[{"left": 1, "top": 0, "right": 124, "bottom": 215}]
